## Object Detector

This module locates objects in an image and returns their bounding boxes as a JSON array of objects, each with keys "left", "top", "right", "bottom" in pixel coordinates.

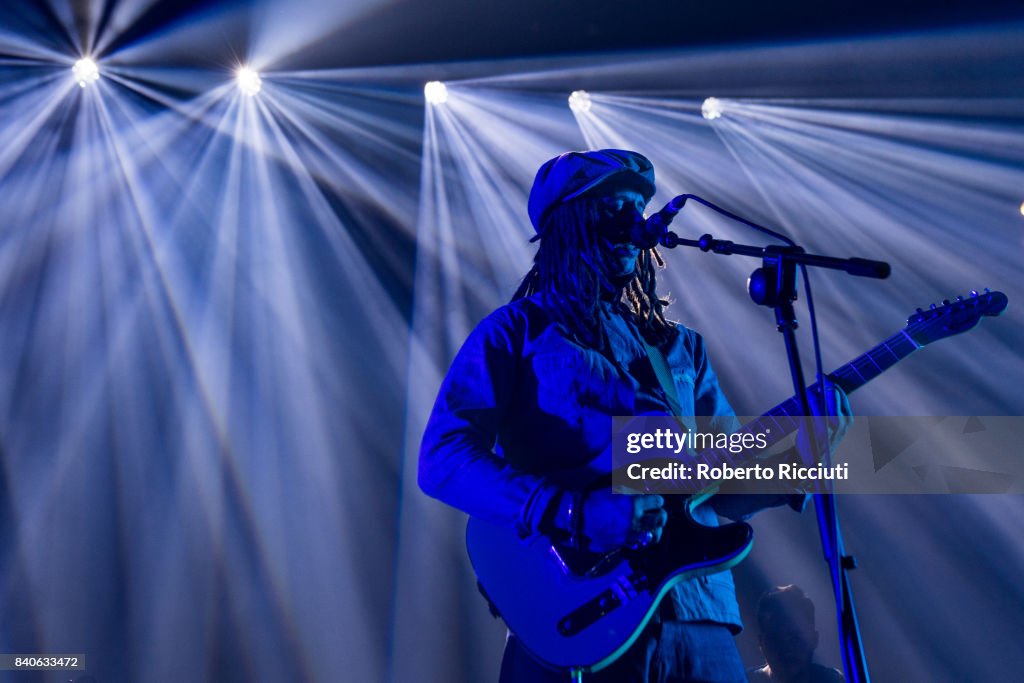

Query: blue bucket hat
[{"left": 528, "top": 149, "right": 656, "bottom": 232}]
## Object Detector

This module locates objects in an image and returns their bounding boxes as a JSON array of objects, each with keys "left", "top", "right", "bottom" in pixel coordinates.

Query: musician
[{"left": 419, "top": 149, "right": 851, "bottom": 682}]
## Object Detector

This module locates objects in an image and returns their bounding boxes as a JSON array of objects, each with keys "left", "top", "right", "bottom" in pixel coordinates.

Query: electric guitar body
[{"left": 468, "top": 489, "right": 751, "bottom": 672}]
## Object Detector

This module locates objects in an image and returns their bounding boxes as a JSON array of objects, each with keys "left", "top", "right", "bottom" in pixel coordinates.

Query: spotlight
[
  {"left": 237, "top": 67, "right": 262, "bottom": 96},
  {"left": 701, "top": 97, "right": 723, "bottom": 120},
  {"left": 72, "top": 58, "right": 100, "bottom": 87},
  {"left": 1020, "top": 201, "right": 1024, "bottom": 217},
  {"left": 424, "top": 81, "right": 448, "bottom": 105},
  {"left": 568, "top": 90, "right": 592, "bottom": 113}
]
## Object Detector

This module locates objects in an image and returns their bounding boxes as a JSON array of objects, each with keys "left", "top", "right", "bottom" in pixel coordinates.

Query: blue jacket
[{"left": 420, "top": 293, "right": 796, "bottom": 631}]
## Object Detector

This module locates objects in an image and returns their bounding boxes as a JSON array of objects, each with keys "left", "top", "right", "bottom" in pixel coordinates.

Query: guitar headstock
[{"left": 905, "top": 289, "right": 1008, "bottom": 346}]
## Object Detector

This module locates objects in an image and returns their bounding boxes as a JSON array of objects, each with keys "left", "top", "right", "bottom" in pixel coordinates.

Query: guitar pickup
[{"left": 557, "top": 574, "right": 648, "bottom": 636}]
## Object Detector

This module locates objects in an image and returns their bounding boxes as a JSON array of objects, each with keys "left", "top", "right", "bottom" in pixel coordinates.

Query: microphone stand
[{"left": 659, "top": 229, "right": 888, "bottom": 683}]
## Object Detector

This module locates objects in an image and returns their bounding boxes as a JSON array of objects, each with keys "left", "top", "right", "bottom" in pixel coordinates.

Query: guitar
[{"left": 466, "top": 289, "right": 1008, "bottom": 674}]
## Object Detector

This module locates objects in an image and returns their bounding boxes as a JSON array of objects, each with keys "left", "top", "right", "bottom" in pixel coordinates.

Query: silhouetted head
[{"left": 757, "top": 585, "right": 819, "bottom": 680}]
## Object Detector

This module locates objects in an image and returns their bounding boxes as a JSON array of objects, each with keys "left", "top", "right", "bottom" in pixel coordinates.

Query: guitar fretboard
[{"left": 665, "top": 330, "right": 921, "bottom": 495}]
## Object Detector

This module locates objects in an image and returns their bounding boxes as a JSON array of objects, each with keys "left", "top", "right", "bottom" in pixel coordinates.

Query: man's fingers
[
  {"left": 838, "top": 386, "right": 852, "bottom": 418},
  {"left": 643, "top": 507, "right": 667, "bottom": 544},
  {"left": 631, "top": 494, "right": 666, "bottom": 537},
  {"left": 632, "top": 509, "right": 668, "bottom": 546},
  {"left": 822, "top": 380, "right": 852, "bottom": 415},
  {"left": 634, "top": 494, "right": 664, "bottom": 514},
  {"left": 644, "top": 494, "right": 664, "bottom": 511},
  {"left": 816, "top": 381, "right": 853, "bottom": 451},
  {"left": 640, "top": 507, "right": 668, "bottom": 529},
  {"left": 645, "top": 508, "right": 668, "bottom": 544}
]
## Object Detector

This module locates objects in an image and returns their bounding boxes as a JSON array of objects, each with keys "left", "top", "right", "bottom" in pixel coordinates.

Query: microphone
[{"left": 631, "top": 195, "right": 687, "bottom": 249}]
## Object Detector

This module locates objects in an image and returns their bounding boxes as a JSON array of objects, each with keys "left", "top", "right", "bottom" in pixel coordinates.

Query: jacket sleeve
[
  {"left": 688, "top": 331, "right": 809, "bottom": 520},
  {"left": 418, "top": 308, "right": 561, "bottom": 539}
]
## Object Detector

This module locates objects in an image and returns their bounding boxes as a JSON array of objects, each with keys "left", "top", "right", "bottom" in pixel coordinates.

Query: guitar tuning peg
[
  {"left": 942, "top": 299, "right": 951, "bottom": 306},
  {"left": 915, "top": 307, "right": 924, "bottom": 314},
  {"left": 984, "top": 287, "right": 991, "bottom": 294},
  {"left": 956, "top": 295, "right": 964, "bottom": 301},
  {"left": 930, "top": 303, "right": 938, "bottom": 310},
  {"left": 970, "top": 290, "right": 979, "bottom": 297}
]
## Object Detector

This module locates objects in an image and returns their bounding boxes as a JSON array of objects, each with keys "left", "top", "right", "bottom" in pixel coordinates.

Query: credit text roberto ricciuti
[{"left": 625, "top": 461, "right": 849, "bottom": 482}]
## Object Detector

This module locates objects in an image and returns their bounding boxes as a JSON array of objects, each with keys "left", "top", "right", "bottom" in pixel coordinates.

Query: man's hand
[
  {"left": 795, "top": 379, "right": 853, "bottom": 465},
  {"left": 580, "top": 490, "right": 667, "bottom": 554}
]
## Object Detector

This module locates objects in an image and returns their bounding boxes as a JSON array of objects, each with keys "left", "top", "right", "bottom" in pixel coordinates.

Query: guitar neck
[
  {"left": 769, "top": 328, "right": 921, "bottom": 419},
  {"left": 676, "top": 329, "right": 922, "bottom": 487},
  {"left": 828, "top": 329, "right": 921, "bottom": 395}
]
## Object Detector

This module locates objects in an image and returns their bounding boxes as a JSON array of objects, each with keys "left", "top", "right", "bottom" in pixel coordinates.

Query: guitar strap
[{"left": 641, "top": 339, "right": 684, "bottom": 418}]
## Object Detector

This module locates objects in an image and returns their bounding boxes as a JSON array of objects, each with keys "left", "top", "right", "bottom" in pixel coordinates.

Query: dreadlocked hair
[{"left": 511, "top": 198, "right": 679, "bottom": 352}]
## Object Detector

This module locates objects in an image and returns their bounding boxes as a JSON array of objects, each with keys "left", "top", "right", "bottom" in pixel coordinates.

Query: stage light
[
  {"left": 1019, "top": 201, "right": 1024, "bottom": 216},
  {"left": 568, "top": 90, "right": 592, "bottom": 113},
  {"left": 701, "top": 97, "right": 723, "bottom": 120},
  {"left": 237, "top": 66, "right": 262, "bottom": 96},
  {"left": 72, "top": 58, "right": 100, "bottom": 87},
  {"left": 424, "top": 81, "right": 448, "bottom": 105}
]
